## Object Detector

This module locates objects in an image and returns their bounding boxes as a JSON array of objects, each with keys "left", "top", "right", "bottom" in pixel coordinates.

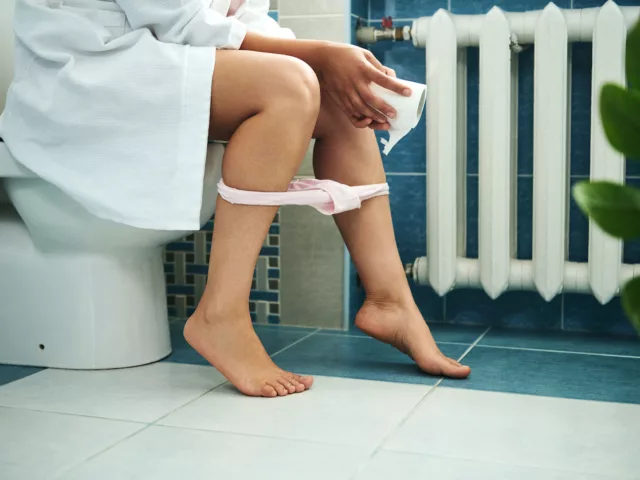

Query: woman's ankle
[
  {"left": 363, "top": 289, "right": 415, "bottom": 311},
  {"left": 192, "top": 297, "right": 249, "bottom": 326}
]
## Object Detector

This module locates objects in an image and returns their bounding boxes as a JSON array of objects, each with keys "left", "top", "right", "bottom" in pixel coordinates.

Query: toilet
[{"left": 0, "top": 1, "right": 223, "bottom": 369}]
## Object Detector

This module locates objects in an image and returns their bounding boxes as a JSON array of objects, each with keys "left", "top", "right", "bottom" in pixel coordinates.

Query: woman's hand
[{"left": 314, "top": 43, "right": 409, "bottom": 128}]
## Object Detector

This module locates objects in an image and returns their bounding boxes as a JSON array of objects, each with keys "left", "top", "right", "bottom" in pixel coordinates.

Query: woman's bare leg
[
  {"left": 312, "top": 97, "right": 470, "bottom": 379},
  {"left": 184, "top": 50, "right": 319, "bottom": 397}
]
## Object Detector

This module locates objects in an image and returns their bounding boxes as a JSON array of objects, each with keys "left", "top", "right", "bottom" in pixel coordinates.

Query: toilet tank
[{"left": 0, "top": 0, "right": 15, "bottom": 114}]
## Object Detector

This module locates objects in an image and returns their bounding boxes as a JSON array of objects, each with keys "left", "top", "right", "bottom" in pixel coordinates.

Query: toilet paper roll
[{"left": 369, "top": 78, "right": 427, "bottom": 155}]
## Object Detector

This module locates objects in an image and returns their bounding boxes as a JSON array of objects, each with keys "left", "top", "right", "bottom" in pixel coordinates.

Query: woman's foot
[
  {"left": 184, "top": 308, "right": 313, "bottom": 397},
  {"left": 355, "top": 298, "right": 471, "bottom": 379}
]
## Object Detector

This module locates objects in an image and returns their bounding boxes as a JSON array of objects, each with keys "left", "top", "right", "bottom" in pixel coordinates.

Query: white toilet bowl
[{"left": 0, "top": 142, "right": 223, "bottom": 369}]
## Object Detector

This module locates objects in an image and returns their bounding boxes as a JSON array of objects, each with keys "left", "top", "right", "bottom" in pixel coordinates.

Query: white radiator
[{"left": 408, "top": 1, "right": 640, "bottom": 304}]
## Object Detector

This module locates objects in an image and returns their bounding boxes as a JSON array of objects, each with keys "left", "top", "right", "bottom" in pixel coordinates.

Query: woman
[{"left": 2, "top": 0, "right": 470, "bottom": 397}]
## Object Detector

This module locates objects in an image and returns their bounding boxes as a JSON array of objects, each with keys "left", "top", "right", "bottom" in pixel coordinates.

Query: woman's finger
[
  {"left": 367, "top": 66, "right": 412, "bottom": 97},
  {"left": 352, "top": 116, "right": 373, "bottom": 128},
  {"left": 358, "top": 82, "right": 396, "bottom": 119},
  {"left": 343, "top": 94, "right": 362, "bottom": 120},
  {"left": 327, "top": 90, "right": 352, "bottom": 117},
  {"left": 349, "top": 90, "right": 387, "bottom": 123},
  {"left": 364, "top": 50, "right": 386, "bottom": 72},
  {"left": 385, "top": 67, "right": 397, "bottom": 78}
]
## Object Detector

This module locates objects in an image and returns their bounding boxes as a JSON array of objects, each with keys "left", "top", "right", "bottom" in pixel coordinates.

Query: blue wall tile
[
  {"left": 451, "top": 0, "right": 569, "bottom": 14},
  {"left": 624, "top": 178, "right": 640, "bottom": 264},
  {"left": 387, "top": 175, "right": 426, "bottom": 263},
  {"left": 466, "top": 48, "right": 480, "bottom": 175},
  {"left": 446, "top": 289, "right": 562, "bottom": 330},
  {"left": 573, "top": 0, "right": 640, "bottom": 6},
  {"left": 370, "top": 0, "right": 447, "bottom": 19},
  {"left": 250, "top": 291, "right": 279, "bottom": 302},
  {"left": 167, "top": 285, "right": 194, "bottom": 296},
  {"left": 348, "top": 259, "right": 366, "bottom": 325},
  {"left": 351, "top": 14, "right": 361, "bottom": 46},
  {"left": 466, "top": 175, "right": 479, "bottom": 259},
  {"left": 563, "top": 293, "right": 636, "bottom": 336},
  {"left": 568, "top": 178, "right": 590, "bottom": 263},
  {"left": 517, "top": 176, "right": 533, "bottom": 260},
  {"left": 352, "top": 0, "right": 369, "bottom": 18},
  {"left": 517, "top": 48, "right": 535, "bottom": 176},
  {"left": 464, "top": 176, "right": 532, "bottom": 261},
  {"left": 571, "top": 43, "right": 592, "bottom": 177},
  {"left": 412, "top": 284, "right": 445, "bottom": 322},
  {"left": 629, "top": 158, "right": 640, "bottom": 178},
  {"left": 370, "top": 36, "right": 426, "bottom": 173}
]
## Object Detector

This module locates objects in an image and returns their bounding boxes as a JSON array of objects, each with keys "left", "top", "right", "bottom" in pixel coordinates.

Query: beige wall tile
[
  {"left": 279, "top": 16, "right": 347, "bottom": 43},
  {"left": 279, "top": 0, "right": 347, "bottom": 16},
  {"left": 280, "top": 206, "right": 344, "bottom": 329}
]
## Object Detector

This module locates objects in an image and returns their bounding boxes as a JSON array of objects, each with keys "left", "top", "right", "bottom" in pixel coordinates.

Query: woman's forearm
[{"left": 239, "top": 32, "right": 330, "bottom": 72}]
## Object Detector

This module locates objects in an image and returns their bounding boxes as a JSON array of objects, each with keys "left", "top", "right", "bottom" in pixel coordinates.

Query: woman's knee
[
  {"left": 268, "top": 56, "right": 321, "bottom": 121},
  {"left": 209, "top": 50, "right": 320, "bottom": 140}
]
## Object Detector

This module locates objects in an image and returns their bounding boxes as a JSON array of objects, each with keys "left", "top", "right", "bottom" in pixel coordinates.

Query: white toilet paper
[{"left": 369, "top": 78, "right": 427, "bottom": 155}]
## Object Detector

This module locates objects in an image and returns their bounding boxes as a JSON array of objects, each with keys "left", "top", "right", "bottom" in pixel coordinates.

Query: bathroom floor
[{"left": 1, "top": 321, "right": 639, "bottom": 480}]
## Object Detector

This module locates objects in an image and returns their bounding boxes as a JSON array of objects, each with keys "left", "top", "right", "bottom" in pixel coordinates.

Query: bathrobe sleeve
[
  {"left": 232, "top": 0, "right": 295, "bottom": 39},
  {"left": 114, "top": 0, "right": 248, "bottom": 49}
]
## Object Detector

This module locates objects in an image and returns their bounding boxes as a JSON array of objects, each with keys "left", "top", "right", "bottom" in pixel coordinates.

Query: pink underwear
[{"left": 217, "top": 178, "right": 390, "bottom": 215}]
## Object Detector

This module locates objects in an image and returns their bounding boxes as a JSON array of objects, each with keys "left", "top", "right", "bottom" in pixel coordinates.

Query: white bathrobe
[{"left": 0, "top": 0, "right": 294, "bottom": 230}]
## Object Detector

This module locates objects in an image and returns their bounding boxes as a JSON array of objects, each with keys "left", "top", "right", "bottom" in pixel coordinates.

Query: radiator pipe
[
  {"left": 356, "top": 25, "right": 412, "bottom": 45},
  {"left": 357, "top": 6, "right": 640, "bottom": 47}
]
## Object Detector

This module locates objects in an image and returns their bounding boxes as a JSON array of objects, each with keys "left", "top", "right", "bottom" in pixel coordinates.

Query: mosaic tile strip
[{"left": 164, "top": 213, "right": 281, "bottom": 323}]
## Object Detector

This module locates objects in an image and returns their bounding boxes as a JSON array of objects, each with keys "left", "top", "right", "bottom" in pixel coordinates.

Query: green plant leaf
[
  {"left": 572, "top": 181, "right": 640, "bottom": 239},
  {"left": 622, "top": 277, "right": 640, "bottom": 335},
  {"left": 600, "top": 84, "right": 640, "bottom": 159},
  {"left": 627, "top": 20, "right": 640, "bottom": 91}
]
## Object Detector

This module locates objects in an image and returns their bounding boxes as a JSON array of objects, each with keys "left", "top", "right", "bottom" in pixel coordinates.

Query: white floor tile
[
  {"left": 0, "top": 407, "right": 143, "bottom": 480},
  {"left": 0, "top": 363, "right": 225, "bottom": 422},
  {"left": 160, "top": 376, "right": 430, "bottom": 450},
  {"left": 58, "top": 425, "right": 371, "bottom": 480},
  {"left": 385, "top": 387, "right": 640, "bottom": 478},
  {"left": 356, "top": 450, "right": 627, "bottom": 480}
]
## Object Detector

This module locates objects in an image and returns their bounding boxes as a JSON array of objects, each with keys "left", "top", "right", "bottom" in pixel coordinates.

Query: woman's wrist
[
  {"left": 298, "top": 40, "right": 332, "bottom": 72},
  {"left": 240, "top": 32, "right": 333, "bottom": 72}
]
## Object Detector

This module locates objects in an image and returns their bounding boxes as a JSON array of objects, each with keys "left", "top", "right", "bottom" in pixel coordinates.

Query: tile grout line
[
  {"left": 457, "top": 326, "right": 491, "bottom": 363},
  {"left": 52, "top": 423, "right": 153, "bottom": 480},
  {"left": 351, "top": 327, "right": 492, "bottom": 479},
  {"left": 270, "top": 328, "right": 322, "bottom": 358},
  {"left": 350, "top": 378, "right": 446, "bottom": 480},
  {"left": 312, "top": 330, "right": 474, "bottom": 346},
  {"left": 154, "top": 421, "right": 367, "bottom": 449},
  {"left": 54, "top": 373, "right": 234, "bottom": 478},
  {"left": 475, "top": 343, "right": 640, "bottom": 359},
  {"left": 0, "top": 404, "right": 149, "bottom": 425}
]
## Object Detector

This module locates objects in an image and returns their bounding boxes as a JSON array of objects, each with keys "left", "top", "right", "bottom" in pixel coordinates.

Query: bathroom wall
[{"left": 349, "top": 0, "right": 640, "bottom": 335}]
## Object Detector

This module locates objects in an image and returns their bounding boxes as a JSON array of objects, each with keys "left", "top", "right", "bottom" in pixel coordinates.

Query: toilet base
[{"left": 0, "top": 209, "right": 171, "bottom": 369}]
